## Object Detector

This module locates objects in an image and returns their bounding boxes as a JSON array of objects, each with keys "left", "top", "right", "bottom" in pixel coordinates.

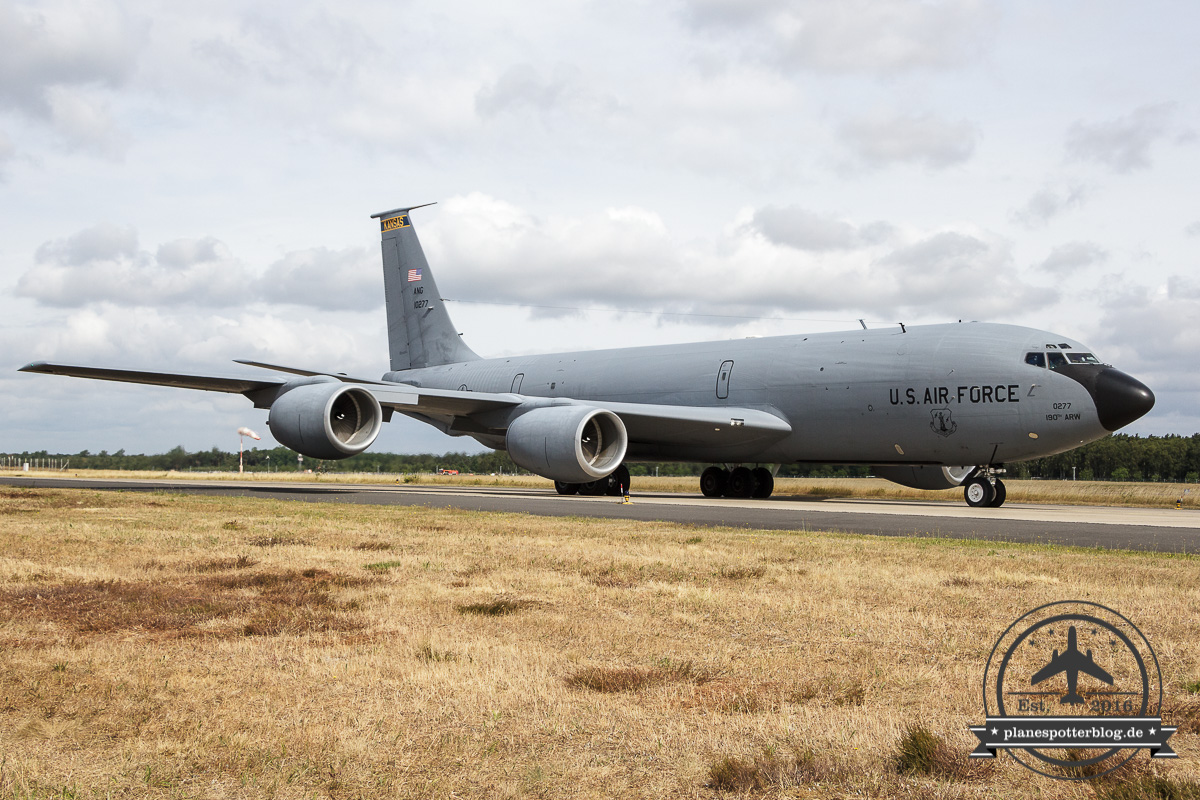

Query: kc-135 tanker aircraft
[{"left": 22, "top": 204, "right": 1156, "bottom": 507}]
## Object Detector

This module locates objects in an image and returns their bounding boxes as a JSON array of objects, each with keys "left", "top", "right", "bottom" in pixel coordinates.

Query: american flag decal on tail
[{"left": 407, "top": 268, "right": 422, "bottom": 282}]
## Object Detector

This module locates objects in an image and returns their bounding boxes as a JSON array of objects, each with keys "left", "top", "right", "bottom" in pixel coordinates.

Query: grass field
[
  {"left": 2, "top": 486, "right": 1199, "bottom": 798},
  {"left": 5, "top": 468, "right": 1198, "bottom": 509}
]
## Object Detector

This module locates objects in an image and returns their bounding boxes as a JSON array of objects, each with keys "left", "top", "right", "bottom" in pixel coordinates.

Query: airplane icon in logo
[{"left": 1030, "top": 626, "right": 1114, "bottom": 705}]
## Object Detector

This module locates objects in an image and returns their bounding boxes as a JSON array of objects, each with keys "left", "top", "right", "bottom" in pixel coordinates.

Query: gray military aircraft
[{"left": 21, "top": 204, "right": 1155, "bottom": 507}]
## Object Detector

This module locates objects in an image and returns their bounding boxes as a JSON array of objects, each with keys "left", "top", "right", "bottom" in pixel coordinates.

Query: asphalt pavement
[{"left": 4, "top": 475, "right": 1198, "bottom": 554}]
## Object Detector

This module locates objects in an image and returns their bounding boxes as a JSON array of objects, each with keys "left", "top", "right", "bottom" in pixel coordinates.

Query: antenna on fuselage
[
  {"left": 858, "top": 319, "right": 867, "bottom": 330},
  {"left": 899, "top": 323, "right": 907, "bottom": 333}
]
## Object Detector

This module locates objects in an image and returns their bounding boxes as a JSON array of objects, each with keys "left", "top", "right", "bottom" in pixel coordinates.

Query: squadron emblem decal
[{"left": 930, "top": 407, "right": 957, "bottom": 437}]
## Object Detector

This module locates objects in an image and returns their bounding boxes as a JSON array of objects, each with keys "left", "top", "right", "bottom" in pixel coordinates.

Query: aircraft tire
[
  {"left": 579, "top": 479, "right": 608, "bottom": 496},
  {"left": 751, "top": 467, "right": 774, "bottom": 498},
  {"left": 728, "top": 466, "right": 758, "bottom": 498},
  {"left": 606, "top": 465, "right": 631, "bottom": 496},
  {"left": 964, "top": 477, "right": 995, "bottom": 507},
  {"left": 700, "top": 466, "right": 727, "bottom": 498},
  {"left": 554, "top": 481, "right": 580, "bottom": 495},
  {"left": 986, "top": 479, "right": 1007, "bottom": 507}
]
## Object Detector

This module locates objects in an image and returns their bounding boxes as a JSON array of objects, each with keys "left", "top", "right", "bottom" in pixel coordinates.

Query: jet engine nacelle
[
  {"left": 506, "top": 405, "right": 628, "bottom": 483},
  {"left": 873, "top": 465, "right": 974, "bottom": 491},
  {"left": 267, "top": 378, "right": 383, "bottom": 460}
]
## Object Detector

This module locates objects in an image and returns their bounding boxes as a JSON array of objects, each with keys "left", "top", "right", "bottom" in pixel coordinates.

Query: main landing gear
[
  {"left": 700, "top": 466, "right": 774, "bottom": 499},
  {"left": 555, "top": 464, "right": 631, "bottom": 497},
  {"left": 963, "top": 470, "right": 1007, "bottom": 508}
]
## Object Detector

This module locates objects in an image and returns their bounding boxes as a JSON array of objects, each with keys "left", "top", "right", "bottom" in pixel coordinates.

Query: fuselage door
[
  {"left": 716, "top": 360, "right": 734, "bottom": 400},
  {"left": 511, "top": 373, "right": 524, "bottom": 393}
]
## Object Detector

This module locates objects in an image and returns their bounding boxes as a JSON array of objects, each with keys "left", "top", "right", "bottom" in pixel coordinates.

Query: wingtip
[{"left": 19, "top": 361, "right": 48, "bottom": 373}]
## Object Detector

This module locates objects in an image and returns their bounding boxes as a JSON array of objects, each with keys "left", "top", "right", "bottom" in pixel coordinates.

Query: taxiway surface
[{"left": 3, "top": 476, "right": 1197, "bottom": 553}]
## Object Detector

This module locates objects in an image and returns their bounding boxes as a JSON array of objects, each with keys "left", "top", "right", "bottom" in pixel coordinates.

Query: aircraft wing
[
  {"left": 20, "top": 361, "right": 791, "bottom": 450},
  {"left": 19, "top": 362, "right": 283, "bottom": 395},
  {"left": 233, "top": 359, "right": 389, "bottom": 385},
  {"left": 587, "top": 400, "right": 792, "bottom": 447},
  {"left": 368, "top": 384, "right": 524, "bottom": 416},
  {"left": 366, "top": 388, "right": 792, "bottom": 446}
]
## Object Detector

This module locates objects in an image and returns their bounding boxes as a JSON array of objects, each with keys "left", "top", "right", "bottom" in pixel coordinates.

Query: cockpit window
[
  {"left": 1067, "top": 352, "right": 1101, "bottom": 364},
  {"left": 1047, "top": 352, "right": 1068, "bottom": 370},
  {"left": 1025, "top": 352, "right": 1046, "bottom": 367}
]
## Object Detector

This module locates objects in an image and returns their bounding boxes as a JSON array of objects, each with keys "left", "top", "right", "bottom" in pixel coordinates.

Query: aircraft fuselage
[{"left": 386, "top": 321, "right": 1127, "bottom": 467}]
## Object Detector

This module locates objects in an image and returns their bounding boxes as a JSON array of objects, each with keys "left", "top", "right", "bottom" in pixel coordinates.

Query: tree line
[{"left": 4, "top": 433, "right": 1199, "bottom": 483}]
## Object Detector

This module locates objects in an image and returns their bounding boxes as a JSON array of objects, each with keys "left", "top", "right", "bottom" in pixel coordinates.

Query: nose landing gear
[{"left": 963, "top": 469, "right": 1006, "bottom": 508}]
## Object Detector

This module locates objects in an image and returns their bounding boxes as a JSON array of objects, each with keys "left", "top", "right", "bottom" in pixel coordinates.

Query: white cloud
[
  {"left": 0, "top": 0, "right": 138, "bottom": 107},
  {"left": 425, "top": 194, "right": 681, "bottom": 314},
  {"left": 1065, "top": 103, "right": 1175, "bottom": 173},
  {"left": 1011, "top": 183, "right": 1090, "bottom": 228},
  {"left": 683, "top": 0, "right": 995, "bottom": 74},
  {"left": 16, "top": 225, "right": 248, "bottom": 308},
  {"left": 1168, "top": 275, "right": 1200, "bottom": 301},
  {"left": 258, "top": 247, "right": 380, "bottom": 311},
  {"left": 423, "top": 193, "right": 1049, "bottom": 323},
  {"left": 0, "top": 128, "right": 13, "bottom": 173},
  {"left": 16, "top": 304, "right": 379, "bottom": 377},
  {"left": 163, "top": 6, "right": 481, "bottom": 151},
  {"left": 475, "top": 63, "right": 619, "bottom": 122},
  {"left": 42, "top": 85, "right": 128, "bottom": 156},
  {"left": 0, "top": 0, "right": 139, "bottom": 154},
  {"left": 838, "top": 112, "right": 979, "bottom": 169},
  {"left": 34, "top": 222, "right": 138, "bottom": 265},
  {"left": 1087, "top": 280, "right": 1200, "bottom": 412},
  {"left": 16, "top": 226, "right": 386, "bottom": 314},
  {"left": 750, "top": 206, "right": 893, "bottom": 251},
  {"left": 1037, "top": 242, "right": 1108, "bottom": 275},
  {"left": 191, "top": 9, "right": 371, "bottom": 88}
]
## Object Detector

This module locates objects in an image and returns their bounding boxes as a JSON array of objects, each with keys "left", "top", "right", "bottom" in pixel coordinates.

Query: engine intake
[
  {"left": 506, "top": 405, "right": 627, "bottom": 483},
  {"left": 267, "top": 379, "right": 383, "bottom": 460}
]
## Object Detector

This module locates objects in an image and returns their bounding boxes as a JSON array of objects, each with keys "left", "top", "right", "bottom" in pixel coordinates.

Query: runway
[{"left": 3, "top": 475, "right": 1198, "bottom": 554}]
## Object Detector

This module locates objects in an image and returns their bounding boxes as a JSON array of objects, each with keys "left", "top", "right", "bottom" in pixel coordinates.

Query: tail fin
[{"left": 372, "top": 204, "right": 479, "bottom": 370}]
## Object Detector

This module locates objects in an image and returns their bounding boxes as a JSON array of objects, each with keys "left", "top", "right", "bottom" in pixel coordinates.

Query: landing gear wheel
[
  {"left": 700, "top": 467, "right": 728, "bottom": 498},
  {"left": 579, "top": 479, "right": 607, "bottom": 496},
  {"left": 554, "top": 481, "right": 580, "bottom": 495},
  {"left": 606, "top": 465, "right": 631, "bottom": 497},
  {"left": 751, "top": 467, "right": 774, "bottom": 498},
  {"left": 727, "top": 466, "right": 758, "bottom": 499},
  {"left": 986, "top": 479, "right": 1007, "bottom": 508},
  {"left": 964, "top": 477, "right": 996, "bottom": 508}
]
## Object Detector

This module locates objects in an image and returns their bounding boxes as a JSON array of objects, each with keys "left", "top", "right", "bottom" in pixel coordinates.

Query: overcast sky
[{"left": 3, "top": 0, "right": 1197, "bottom": 457}]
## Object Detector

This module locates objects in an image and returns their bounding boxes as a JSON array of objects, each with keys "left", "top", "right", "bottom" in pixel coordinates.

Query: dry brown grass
[
  {"left": 8, "top": 467, "right": 1199, "bottom": 508},
  {"left": 1, "top": 485, "right": 1199, "bottom": 798}
]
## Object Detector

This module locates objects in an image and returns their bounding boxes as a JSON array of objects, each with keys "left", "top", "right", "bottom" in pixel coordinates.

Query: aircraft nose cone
[{"left": 1094, "top": 368, "right": 1155, "bottom": 431}]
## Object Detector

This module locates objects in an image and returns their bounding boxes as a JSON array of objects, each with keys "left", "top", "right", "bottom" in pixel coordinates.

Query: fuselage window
[
  {"left": 1067, "top": 352, "right": 1101, "bottom": 364},
  {"left": 1025, "top": 352, "right": 1046, "bottom": 367},
  {"left": 1047, "top": 352, "right": 1068, "bottom": 370}
]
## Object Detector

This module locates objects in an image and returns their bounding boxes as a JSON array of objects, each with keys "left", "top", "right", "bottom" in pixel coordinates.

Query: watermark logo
[{"left": 970, "top": 601, "right": 1176, "bottom": 779}]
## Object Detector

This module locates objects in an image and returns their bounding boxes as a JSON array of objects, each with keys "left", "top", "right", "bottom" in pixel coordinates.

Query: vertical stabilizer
[{"left": 372, "top": 205, "right": 479, "bottom": 370}]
